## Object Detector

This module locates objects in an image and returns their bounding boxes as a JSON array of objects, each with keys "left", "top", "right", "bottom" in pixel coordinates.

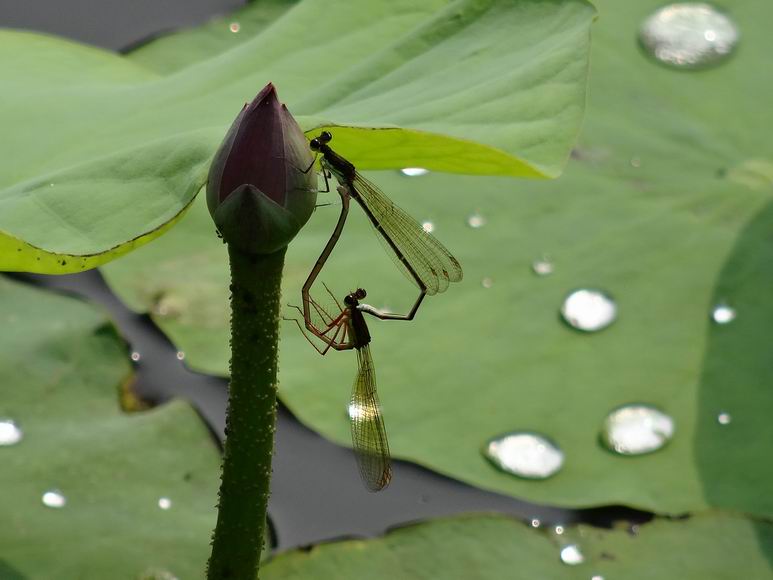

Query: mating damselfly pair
[{"left": 287, "top": 131, "right": 462, "bottom": 491}]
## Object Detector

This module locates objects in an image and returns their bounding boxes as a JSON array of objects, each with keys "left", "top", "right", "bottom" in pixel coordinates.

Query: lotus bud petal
[{"left": 207, "top": 83, "right": 316, "bottom": 254}]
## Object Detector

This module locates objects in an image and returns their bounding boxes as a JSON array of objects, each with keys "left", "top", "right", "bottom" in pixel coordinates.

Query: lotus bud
[{"left": 207, "top": 83, "right": 316, "bottom": 254}]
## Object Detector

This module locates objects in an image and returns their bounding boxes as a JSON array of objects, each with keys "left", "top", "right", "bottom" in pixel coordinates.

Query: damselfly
[
  {"left": 304, "top": 131, "right": 463, "bottom": 320},
  {"left": 287, "top": 286, "right": 392, "bottom": 491}
]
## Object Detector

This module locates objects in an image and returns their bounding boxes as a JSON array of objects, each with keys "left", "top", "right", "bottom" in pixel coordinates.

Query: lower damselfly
[{"left": 288, "top": 286, "right": 392, "bottom": 492}]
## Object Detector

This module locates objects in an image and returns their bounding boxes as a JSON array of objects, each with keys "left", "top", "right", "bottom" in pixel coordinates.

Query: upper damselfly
[{"left": 303, "top": 131, "right": 463, "bottom": 322}]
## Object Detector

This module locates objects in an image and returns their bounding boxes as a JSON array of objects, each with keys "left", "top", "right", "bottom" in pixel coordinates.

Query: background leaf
[
  {"left": 0, "top": 276, "right": 221, "bottom": 579},
  {"left": 104, "top": 0, "right": 773, "bottom": 522},
  {"left": 261, "top": 512, "right": 773, "bottom": 579},
  {"left": 0, "top": 0, "right": 594, "bottom": 272}
]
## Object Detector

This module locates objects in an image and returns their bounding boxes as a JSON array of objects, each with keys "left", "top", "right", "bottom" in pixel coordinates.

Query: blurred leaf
[
  {"left": 261, "top": 513, "right": 773, "bottom": 579},
  {"left": 0, "top": 276, "right": 221, "bottom": 579},
  {"left": 104, "top": 0, "right": 773, "bottom": 519},
  {"left": 0, "top": 0, "right": 593, "bottom": 273}
]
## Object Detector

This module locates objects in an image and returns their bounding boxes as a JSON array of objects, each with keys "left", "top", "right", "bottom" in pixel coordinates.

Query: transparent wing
[
  {"left": 349, "top": 345, "right": 392, "bottom": 492},
  {"left": 351, "top": 173, "right": 463, "bottom": 295}
]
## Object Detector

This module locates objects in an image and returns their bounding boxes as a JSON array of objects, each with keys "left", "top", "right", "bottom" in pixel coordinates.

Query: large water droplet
[
  {"left": 639, "top": 3, "right": 739, "bottom": 69},
  {"left": 591, "top": 576, "right": 605, "bottom": 580},
  {"left": 0, "top": 418, "right": 22, "bottom": 446},
  {"left": 42, "top": 489, "right": 66, "bottom": 508},
  {"left": 712, "top": 303, "right": 736, "bottom": 324},
  {"left": 466, "top": 213, "right": 486, "bottom": 229},
  {"left": 561, "top": 289, "right": 617, "bottom": 332},
  {"left": 717, "top": 411, "right": 732, "bottom": 425},
  {"left": 421, "top": 220, "right": 435, "bottom": 233},
  {"left": 602, "top": 404, "right": 675, "bottom": 455},
  {"left": 560, "top": 544, "right": 585, "bottom": 566},
  {"left": 483, "top": 432, "right": 564, "bottom": 479},
  {"left": 158, "top": 497, "right": 172, "bottom": 510},
  {"left": 400, "top": 167, "right": 429, "bottom": 177}
]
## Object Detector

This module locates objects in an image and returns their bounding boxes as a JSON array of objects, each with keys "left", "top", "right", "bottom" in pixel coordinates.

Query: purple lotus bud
[{"left": 207, "top": 83, "right": 317, "bottom": 254}]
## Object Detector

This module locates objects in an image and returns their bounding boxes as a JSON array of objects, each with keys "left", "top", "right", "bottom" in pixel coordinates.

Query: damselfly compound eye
[
  {"left": 319, "top": 131, "right": 333, "bottom": 143},
  {"left": 309, "top": 138, "right": 321, "bottom": 151}
]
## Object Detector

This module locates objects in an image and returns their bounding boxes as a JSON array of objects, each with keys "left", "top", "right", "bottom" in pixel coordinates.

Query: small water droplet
[
  {"left": 49, "top": 183, "right": 55, "bottom": 187},
  {"left": 481, "top": 277, "right": 494, "bottom": 289},
  {"left": 554, "top": 525, "right": 565, "bottom": 535},
  {"left": 560, "top": 544, "right": 585, "bottom": 566},
  {"left": 532, "top": 257, "right": 554, "bottom": 276},
  {"left": 712, "top": 303, "right": 736, "bottom": 324},
  {"left": 42, "top": 489, "right": 66, "bottom": 508},
  {"left": 158, "top": 497, "right": 172, "bottom": 510},
  {"left": 0, "top": 419, "right": 22, "bottom": 446},
  {"left": 639, "top": 3, "right": 739, "bottom": 69},
  {"left": 400, "top": 167, "right": 429, "bottom": 177},
  {"left": 717, "top": 412, "right": 732, "bottom": 425},
  {"left": 176, "top": 351, "right": 185, "bottom": 361},
  {"left": 630, "top": 156, "right": 642, "bottom": 168},
  {"left": 421, "top": 220, "right": 435, "bottom": 233},
  {"left": 531, "top": 518, "right": 542, "bottom": 528},
  {"left": 130, "top": 352, "right": 141, "bottom": 362},
  {"left": 591, "top": 575, "right": 605, "bottom": 580},
  {"left": 229, "top": 22, "right": 241, "bottom": 33},
  {"left": 602, "top": 404, "right": 675, "bottom": 455},
  {"left": 561, "top": 289, "right": 617, "bottom": 332},
  {"left": 484, "top": 432, "right": 564, "bottom": 479},
  {"left": 466, "top": 213, "right": 486, "bottom": 229},
  {"left": 138, "top": 569, "right": 179, "bottom": 580}
]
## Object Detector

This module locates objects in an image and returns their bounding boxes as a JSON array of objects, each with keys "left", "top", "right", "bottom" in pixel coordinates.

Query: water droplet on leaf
[
  {"left": 466, "top": 213, "right": 486, "bottom": 228},
  {"left": 560, "top": 544, "right": 585, "bottom": 566},
  {"left": 158, "top": 497, "right": 172, "bottom": 510},
  {"left": 532, "top": 257, "right": 554, "bottom": 276},
  {"left": 481, "top": 277, "right": 494, "bottom": 289},
  {"left": 640, "top": 3, "right": 739, "bottom": 69},
  {"left": 421, "top": 220, "right": 435, "bottom": 233},
  {"left": 712, "top": 303, "right": 736, "bottom": 324},
  {"left": 400, "top": 167, "right": 429, "bottom": 177},
  {"left": 42, "top": 489, "right": 66, "bottom": 508},
  {"left": 0, "top": 419, "right": 22, "bottom": 446},
  {"left": 484, "top": 432, "right": 564, "bottom": 479},
  {"left": 602, "top": 404, "right": 675, "bottom": 455},
  {"left": 717, "top": 412, "right": 732, "bottom": 425},
  {"left": 229, "top": 22, "right": 241, "bottom": 33},
  {"left": 561, "top": 289, "right": 617, "bottom": 332}
]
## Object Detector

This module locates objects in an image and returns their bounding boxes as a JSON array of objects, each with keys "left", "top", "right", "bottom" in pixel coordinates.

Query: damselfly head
[
  {"left": 344, "top": 288, "right": 367, "bottom": 306},
  {"left": 309, "top": 131, "right": 333, "bottom": 152}
]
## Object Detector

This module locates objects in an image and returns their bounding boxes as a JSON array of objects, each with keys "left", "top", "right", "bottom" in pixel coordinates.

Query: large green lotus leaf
[
  {"left": 262, "top": 513, "right": 773, "bottom": 579},
  {"left": 0, "top": 0, "right": 594, "bottom": 273},
  {"left": 0, "top": 276, "right": 222, "bottom": 579},
  {"left": 128, "top": 0, "right": 297, "bottom": 74},
  {"left": 104, "top": 0, "right": 773, "bottom": 518}
]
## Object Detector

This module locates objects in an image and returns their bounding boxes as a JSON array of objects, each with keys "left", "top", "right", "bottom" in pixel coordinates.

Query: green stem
[{"left": 207, "top": 244, "right": 285, "bottom": 580}]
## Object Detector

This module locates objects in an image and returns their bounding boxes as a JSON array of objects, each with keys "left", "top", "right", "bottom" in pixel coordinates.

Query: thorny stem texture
[{"left": 207, "top": 244, "right": 285, "bottom": 580}]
